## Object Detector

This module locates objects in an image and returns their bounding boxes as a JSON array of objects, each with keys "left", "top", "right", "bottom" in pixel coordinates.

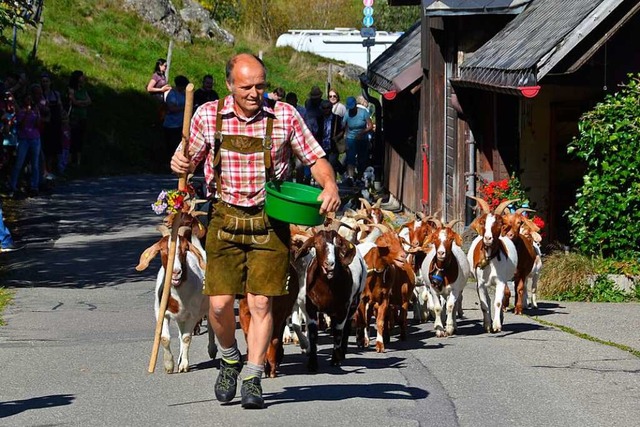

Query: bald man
[{"left": 171, "top": 53, "right": 340, "bottom": 409}]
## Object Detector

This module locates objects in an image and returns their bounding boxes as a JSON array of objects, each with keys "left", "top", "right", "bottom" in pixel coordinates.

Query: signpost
[{"left": 362, "top": 0, "right": 375, "bottom": 67}]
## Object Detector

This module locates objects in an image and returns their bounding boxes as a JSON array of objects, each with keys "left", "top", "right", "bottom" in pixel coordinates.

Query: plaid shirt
[{"left": 183, "top": 95, "right": 325, "bottom": 207}]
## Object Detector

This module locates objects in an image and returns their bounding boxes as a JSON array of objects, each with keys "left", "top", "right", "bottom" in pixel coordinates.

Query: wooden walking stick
[{"left": 148, "top": 83, "right": 195, "bottom": 373}]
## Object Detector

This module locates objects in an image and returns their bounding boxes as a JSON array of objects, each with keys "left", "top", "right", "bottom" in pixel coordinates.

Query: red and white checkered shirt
[{"left": 182, "top": 95, "right": 326, "bottom": 207}]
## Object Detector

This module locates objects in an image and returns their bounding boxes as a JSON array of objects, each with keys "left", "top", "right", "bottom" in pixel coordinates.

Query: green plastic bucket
[{"left": 265, "top": 181, "right": 324, "bottom": 226}]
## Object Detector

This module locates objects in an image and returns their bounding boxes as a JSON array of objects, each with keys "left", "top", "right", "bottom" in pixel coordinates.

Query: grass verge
[{"left": 0, "top": 286, "right": 14, "bottom": 326}]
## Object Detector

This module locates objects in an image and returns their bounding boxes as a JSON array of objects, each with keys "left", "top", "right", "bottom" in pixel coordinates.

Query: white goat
[
  {"left": 467, "top": 198, "right": 519, "bottom": 333},
  {"left": 420, "top": 221, "right": 470, "bottom": 337},
  {"left": 136, "top": 225, "right": 216, "bottom": 373}
]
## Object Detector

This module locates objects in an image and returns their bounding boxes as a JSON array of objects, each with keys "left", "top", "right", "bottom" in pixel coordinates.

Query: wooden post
[
  {"left": 148, "top": 83, "right": 195, "bottom": 373},
  {"left": 165, "top": 39, "right": 174, "bottom": 85}
]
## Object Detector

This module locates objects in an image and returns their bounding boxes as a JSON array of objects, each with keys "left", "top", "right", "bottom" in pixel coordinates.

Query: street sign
[
  {"left": 363, "top": 0, "right": 374, "bottom": 6},
  {"left": 363, "top": 15, "right": 374, "bottom": 27},
  {"left": 360, "top": 27, "right": 376, "bottom": 38},
  {"left": 363, "top": 6, "right": 373, "bottom": 16},
  {"left": 362, "top": 37, "right": 376, "bottom": 47}
]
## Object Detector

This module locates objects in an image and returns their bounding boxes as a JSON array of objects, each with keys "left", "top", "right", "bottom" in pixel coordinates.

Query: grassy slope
[{"left": 0, "top": 0, "right": 363, "bottom": 175}]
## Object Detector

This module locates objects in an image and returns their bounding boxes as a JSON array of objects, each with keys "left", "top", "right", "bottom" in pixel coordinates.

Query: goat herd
[{"left": 135, "top": 196, "right": 543, "bottom": 377}]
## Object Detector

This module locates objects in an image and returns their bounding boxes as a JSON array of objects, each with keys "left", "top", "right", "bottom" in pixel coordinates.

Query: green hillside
[{"left": 0, "top": 0, "right": 363, "bottom": 175}]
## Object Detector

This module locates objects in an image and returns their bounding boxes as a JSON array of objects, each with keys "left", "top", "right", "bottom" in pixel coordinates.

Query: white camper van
[{"left": 276, "top": 28, "right": 402, "bottom": 69}]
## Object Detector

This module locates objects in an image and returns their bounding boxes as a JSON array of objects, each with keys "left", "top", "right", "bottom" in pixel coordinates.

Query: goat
[
  {"left": 136, "top": 224, "right": 216, "bottom": 373},
  {"left": 501, "top": 208, "right": 539, "bottom": 314},
  {"left": 293, "top": 229, "right": 367, "bottom": 371},
  {"left": 398, "top": 213, "right": 437, "bottom": 323},
  {"left": 355, "top": 224, "right": 408, "bottom": 352},
  {"left": 467, "top": 197, "right": 519, "bottom": 333},
  {"left": 419, "top": 220, "right": 470, "bottom": 337}
]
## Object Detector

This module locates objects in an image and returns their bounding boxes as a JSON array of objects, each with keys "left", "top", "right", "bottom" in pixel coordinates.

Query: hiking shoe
[
  {"left": 240, "top": 376, "right": 264, "bottom": 409},
  {"left": 214, "top": 359, "right": 242, "bottom": 403}
]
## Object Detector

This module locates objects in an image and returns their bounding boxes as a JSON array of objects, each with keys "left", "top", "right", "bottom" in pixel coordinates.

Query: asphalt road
[{"left": 1, "top": 175, "right": 639, "bottom": 427}]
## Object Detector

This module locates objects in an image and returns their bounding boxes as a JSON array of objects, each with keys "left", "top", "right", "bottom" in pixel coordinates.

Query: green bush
[{"left": 567, "top": 74, "right": 640, "bottom": 259}]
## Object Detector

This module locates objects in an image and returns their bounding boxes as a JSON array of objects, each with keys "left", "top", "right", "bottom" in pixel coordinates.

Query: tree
[
  {"left": 566, "top": 73, "right": 640, "bottom": 259},
  {"left": 0, "top": 0, "right": 41, "bottom": 44}
]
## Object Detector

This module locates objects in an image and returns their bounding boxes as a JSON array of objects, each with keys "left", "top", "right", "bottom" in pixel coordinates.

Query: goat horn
[
  {"left": 446, "top": 219, "right": 462, "bottom": 228},
  {"left": 494, "top": 199, "right": 520, "bottom": 215},
  {"left": 381, "top": 209, "right": 396, "bottom": 221},
  {"left": 431, "top": 218, "right": 443, "bottom": 228},
  {"left": 177, "top": 226, "right": 191, "bottom": 237},
  {"left": 344, "top": 208, "right": 358, "bottom": 217},
  {"left": 157, "top": 225, "right": 171, "bottom": 237},
  {"left": 516, "top": 207, "right": 536, "bottom": 215},
  {"left": 359, "top": 198, "right": 372, "bottom": 212},
  {"left": 373, "top": 198, "right": 383, "bottom": 209},
  {"left": 468, "top": 196, "right": 490, "bottom": 214}
]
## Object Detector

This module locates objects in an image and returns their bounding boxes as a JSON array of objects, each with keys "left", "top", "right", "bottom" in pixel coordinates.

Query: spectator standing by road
[
  {"left": 342, "top": 96, "right": 372, "bottom": 184},
  {"left": 162, "top": 75, "right": 189, "bottom": 167},
  {"left": 328, "top": 89, "right": 346, "bottom": 118},
  {"left": 68, "top": 70, "right": 91, "bottom": 167},
  {"left": 193, "top": 74, "right": 219, "bottom": 112},
  {"left": 40, "top": 73, "right": 63, "bottom": 177},
  {"left": 9, "top": 93, "right": 41, "bottom": 198},
  {"left": 0, "top": 198, "right": 23, "bottom": 252},
  {"left": 170, "top": 53, "right": 340, "bottom": 410}
]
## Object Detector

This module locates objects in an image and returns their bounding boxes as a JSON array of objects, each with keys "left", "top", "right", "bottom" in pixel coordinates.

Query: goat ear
[
  {"left": 337, "top": 237, "right": 357, "bottom": 267},
  {"left": 187, "top": 242, "right": 207, "bottom": 270},
  {"left": 454, "top": 233, "right": 463, "bottom": 247},
  {"left": 294, "top": 235, "right": 316, "bottom": 261},
  {"left": 136, "top": 241, "right": 162, "bottom": 271},
  {"left": 470, "top": 218, "right": 483, "bottom": 235}
]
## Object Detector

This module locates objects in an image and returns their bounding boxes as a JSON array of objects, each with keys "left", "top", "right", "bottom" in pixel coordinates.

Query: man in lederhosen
[{"left": 170, "top": 53, "right": 340, "bottom": 409}]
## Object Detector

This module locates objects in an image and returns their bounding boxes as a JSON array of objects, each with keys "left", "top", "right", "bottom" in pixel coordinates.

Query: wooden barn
[{"left": 366, "top": 0, "right": 640, "bottom": 245}]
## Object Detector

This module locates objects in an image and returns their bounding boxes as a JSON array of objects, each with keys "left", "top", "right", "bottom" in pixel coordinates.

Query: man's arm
[{"left": 310, "top": 158, "right": 341, "bottom": 214}]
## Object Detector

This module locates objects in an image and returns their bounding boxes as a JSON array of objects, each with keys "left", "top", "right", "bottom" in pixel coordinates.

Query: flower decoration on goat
[{"left": 151, "top": 183, "right": 198, "bottom": 215}]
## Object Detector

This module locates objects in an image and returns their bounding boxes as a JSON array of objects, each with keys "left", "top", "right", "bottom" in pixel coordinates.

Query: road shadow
[
  {"left": 2, "top": 175, "right": 178, "bottom": 289},
  {"left": 265, "top": 382, "right": 428, "bottom": 407},
  {"left": 0, "top": 394, "right": 75, "bottom": 418}
]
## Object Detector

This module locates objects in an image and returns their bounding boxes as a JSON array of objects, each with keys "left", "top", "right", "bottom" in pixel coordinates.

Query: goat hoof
[
  {"left": 435, "top": 329, "right": 446, "bottom": 338},
  {"left": 375, "top": 342, "right": 385, "bottom": 353}
]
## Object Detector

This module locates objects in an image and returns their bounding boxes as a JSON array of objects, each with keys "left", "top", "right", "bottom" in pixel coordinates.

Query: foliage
[
  {"left": 566, "top": 73, "right": 640, "bottom": 259},
  {"left": 199, "top": 0, "right": 242, "bottom": 28},
  {"left": 0, "top": 0, "right": 40, "bottom": 44},
  {"left": 232, "top": 0, "right": 419, "bottom": 41},
  {"left": 478, "top": 173, "right": 545, "bottom": 232},
  {"left": 539, "top": 250, "right": 640, "bottom": 302},
  {"left": 478, "top": 173, "right": 528, "bottom": 211},
  {"left": 374, "top": 2, "right": 421, "bottom": 32},
  {"left": 0, "top": 286, "right": 13, "bottom": 326}
]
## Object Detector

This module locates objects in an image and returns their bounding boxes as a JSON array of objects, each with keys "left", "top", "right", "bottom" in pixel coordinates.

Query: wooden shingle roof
[
  {"left": 366, "top": 20, "right": 422, "bottom": 94},
  {"left": 456, "top": 0, "right": 628, "bottom": 90}
]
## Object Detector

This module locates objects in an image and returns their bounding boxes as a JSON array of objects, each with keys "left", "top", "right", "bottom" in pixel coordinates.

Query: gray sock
[
  {"left": 243, "top": 362, "right": 264, "bottom": 381},
  {"left": 220, "top": 341, "right": 241, "bottom": 364}
]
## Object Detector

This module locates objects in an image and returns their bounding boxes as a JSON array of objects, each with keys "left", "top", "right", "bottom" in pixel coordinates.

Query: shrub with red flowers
[{"left": 478, "top": 173, "right": 545, "bottom": 233}]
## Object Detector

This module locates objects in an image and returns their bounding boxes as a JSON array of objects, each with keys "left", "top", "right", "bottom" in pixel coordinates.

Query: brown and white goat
[
  {"left": 501, "top": 209, "right": 539, "bottom": 314},
  {"left": 292, "top": 229, "right": 367, "bottom": 372},
  {"left": 467, "top": 197, "right": 518, "bottom": 333},
  {"left": 136, "top": 224, "right": 216, "bottom": 373},
  {"left": 398, "top": 213, "right": 437, "bottom": 323},
  {"left": 355, "top": 224, "right": 409, "bottom": 352},
  {"left": 419, "top": 220, "right": 470, "bottom": 337}
]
